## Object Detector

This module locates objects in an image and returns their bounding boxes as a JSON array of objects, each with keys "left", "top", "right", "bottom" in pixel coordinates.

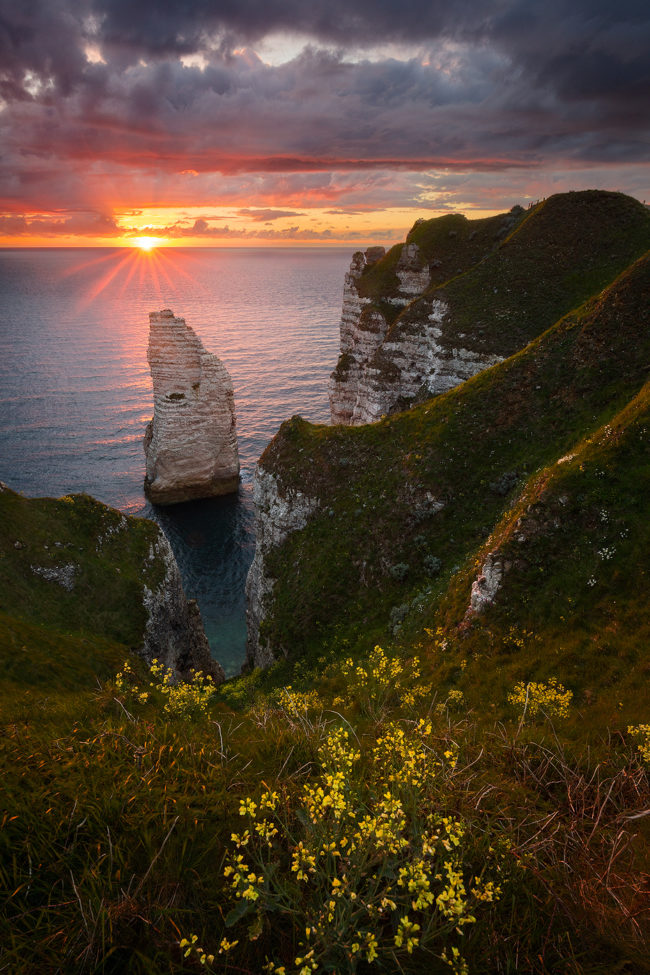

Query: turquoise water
[{"left": 0, "top": 246, "right": 351, "bottom": 674}]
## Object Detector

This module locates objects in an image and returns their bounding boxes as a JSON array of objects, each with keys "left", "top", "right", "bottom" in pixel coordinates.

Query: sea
[{"left": 0, "top": 246, "right": 353, "bottom": 675}]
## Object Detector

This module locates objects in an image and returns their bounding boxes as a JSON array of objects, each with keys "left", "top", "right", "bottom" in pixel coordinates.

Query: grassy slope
[
  {"left": 259, "top": 250, "right": 650, "bottom": 720},
  {"left": 429, "top": 190, "right": 650, "bottom": 356},
  {"left": 2, "top": 198, "right": 649, "bottom": 975},
  {"left": 0, "top": 488, "right": 165, "bottom": 676},
  {"left": 355, "top": 209, "right": 524, "bottom": 324},
  {"left": 355, "top": 192, "right": 650, "bottom": 368}
]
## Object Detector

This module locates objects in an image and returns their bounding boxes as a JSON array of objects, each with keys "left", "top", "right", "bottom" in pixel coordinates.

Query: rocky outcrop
[
  {"left": 142, "top": 528, "right": 225, "bottom": 683},
  {"left": 329, "top": 244, "right": 503, "bottom": 425},
  {"left": 330, "top": 193, "right": 650, "bottom": 428},
  {"left": 30, "top": 563, "right": 77, "bottom": 591},
  {"left": 245, "top": 466, "right": 319, "bottom": 669},
  {"left": 144, "top": 309, "right": 239, "bottom": 505},
  {"left": 469, "top": 553, "right": 505, "bottom": 615}
]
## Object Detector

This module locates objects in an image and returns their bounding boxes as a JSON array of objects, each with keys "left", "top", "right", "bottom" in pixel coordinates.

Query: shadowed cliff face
[
  {"left": 144, "top": 309, "right": 239, "bottom": 505},
  {"left": 329, "top": 191, "right": 650, "bottom": 426},
  {"left": 245, "top": 465, "right": 319, "bottom": 670}
]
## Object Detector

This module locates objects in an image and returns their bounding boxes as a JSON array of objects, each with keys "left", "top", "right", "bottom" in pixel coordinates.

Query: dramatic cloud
[
  {"left": 0, "top": 0, "right": 648, "bottom": 243},
  {"left": 237, "top": 208, "right": 306, "bottom": 221}
]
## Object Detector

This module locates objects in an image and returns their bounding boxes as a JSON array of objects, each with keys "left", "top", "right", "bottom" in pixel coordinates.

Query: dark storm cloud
[
  {"left": 87, "top": 0, "right": 650, "bottom": 108},
  {"left": 92, "top": 0, "right": 481, "bottom": 55},
  {"left": 0, "top": 0, "right": 648, "bottom": 220}
]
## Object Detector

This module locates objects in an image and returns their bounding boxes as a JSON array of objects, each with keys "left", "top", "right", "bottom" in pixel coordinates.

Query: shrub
[
  {"left": 219, "top": 722, "right": 509, "bottom": 974},
  {"left": 508, "top": 678, "right": 572, "bottom": 722},
  {"left": 114, "top": 658, "right": 216, "bottom": 719},
  {"left": 627, "top": 724, "right": 650, "bottom": 765},
  {"left": 389, "top": 563, "right": 409, "bottom": 581}
]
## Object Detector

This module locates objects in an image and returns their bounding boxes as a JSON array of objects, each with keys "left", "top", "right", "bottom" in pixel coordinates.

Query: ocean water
[{"left": 0, "top": 246, "right": 352, "bottom": 674}]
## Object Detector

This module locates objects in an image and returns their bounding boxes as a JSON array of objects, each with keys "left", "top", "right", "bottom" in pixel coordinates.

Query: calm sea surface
[{"left": 0, "top": 247, "right": 352, "bottom": 674}]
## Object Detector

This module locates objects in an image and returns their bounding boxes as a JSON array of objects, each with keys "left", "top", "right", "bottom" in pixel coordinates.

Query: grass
[
  {"left": 332, "top": 191, "right": 650, "bottom": 411},
  {"left": 0, "top": 488, "right": 164, "bottom": 650},
  {"left": 1, "top": 657, "right": 648, "bottom": 973},
  {"left": 259, "top": 251, "right": 650, "bottom": 705}
]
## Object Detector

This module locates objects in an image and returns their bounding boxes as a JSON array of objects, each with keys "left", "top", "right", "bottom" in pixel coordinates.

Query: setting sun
[{"left": 133, "top": 236, "right": 161, "bottom": 251}]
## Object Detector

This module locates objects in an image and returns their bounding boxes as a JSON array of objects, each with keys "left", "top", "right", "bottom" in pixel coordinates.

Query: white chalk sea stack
[{"left": 144, "top": 309, "right": 240, "bottom": 505}]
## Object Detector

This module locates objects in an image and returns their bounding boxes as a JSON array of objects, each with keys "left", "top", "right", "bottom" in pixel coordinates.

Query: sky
[{"left": 1, "top": 0, "right": 648, "bottom": 247}]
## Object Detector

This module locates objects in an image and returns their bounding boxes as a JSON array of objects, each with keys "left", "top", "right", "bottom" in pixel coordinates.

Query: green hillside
[
  {"left": 258, "top": 252, "right": 650, "bottom": 704},
  {"left": 351, "top": 191, "right": 650, "bottom": 380},
  {"left": 1, "top": 198, "right": 649, "bottom": 974}
]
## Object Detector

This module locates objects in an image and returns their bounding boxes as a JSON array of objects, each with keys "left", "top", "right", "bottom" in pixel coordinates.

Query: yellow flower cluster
[
  {"left": 149, "top": 659, "right": 215, "bottom": 717},
  {"left": 394, "top": 915, "right": 420, "bottom": 953},
  {"left": 276, "top": 686, "right": 324, "bottom": 718},
  {"left": 508, "top": 678, "right": 572, "bottom": 721},
  {"left": 218, "top": 715, "right": 506, "bottom": 975},
  {"left": 442, "top": 945, "right": 470, "bottom": 975},
  {"left": 292, "top": 841, "right": 317, "bottom": 881},
  {"left": 113, "top": 658, "right": 216, "bottom": 719},
  {"left": 373, "top": 722, "right": 435, "bottom": 789},
  {"left": 338, "top": 646, "right": 426, "bottom": 717},
  {"left": 223, "top": 852, "right": 264, "bottom": 902},
  {"left": 179, "top": 934, "right": 216, "bottom": 966},
  {"left": 302, "top": 729, "right": 359, "bottom": 823},
  {"left": 114, "top": 661, "right": 150, "bottom": 705},
  {"left": 628, "top": 724, "right": 650, "bottom": 764}
]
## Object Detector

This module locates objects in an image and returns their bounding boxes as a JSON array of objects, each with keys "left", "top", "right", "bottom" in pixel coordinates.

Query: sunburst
[{"left": 133, "top": 236, "right": 161, "bottom": 251}]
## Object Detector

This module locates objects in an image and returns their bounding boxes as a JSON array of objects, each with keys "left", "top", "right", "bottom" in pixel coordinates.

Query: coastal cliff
[
  {"left": 144, "top": 309, "right": 239, "bottom": 505},
  {"left": 247, "top": 192, "right": 650, "bottom": 669},
  {"left": 329, "top": 191, "right": 650, "bottom": 425},
  {"left": 0, "top": 484, "right": 224, "bottom": 684},
  {"left": 142, "top": 529, "right": 225, "bottom": 682}
]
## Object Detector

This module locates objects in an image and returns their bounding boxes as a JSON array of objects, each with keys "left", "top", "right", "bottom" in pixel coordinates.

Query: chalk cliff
[
  {"left": 328, "top": 220, "right": 517, "bottom": 425},
  {"left": 330, "top": 193, "right": 650, "bottom": 426},
  {"left": 245, "top": 464, "right": 318, "bottom": 669},
  {"left": 329, "top": 241, "right": 505, "bottom": 424},
  {"left": 144, "top": 309, "right": 239, "bottom": 505}
]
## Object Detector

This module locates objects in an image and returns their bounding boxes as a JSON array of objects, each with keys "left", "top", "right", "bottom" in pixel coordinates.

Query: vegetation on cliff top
[
  {"left": 260, "top": 251, "right": 650, "bottom": 722},
  {"left": 349, "top": 190, "right": 650, "bottom": 363}
]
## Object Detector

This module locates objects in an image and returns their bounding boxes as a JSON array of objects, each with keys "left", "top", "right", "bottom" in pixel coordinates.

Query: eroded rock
[
  {"left": 329, "top": 245, "right": 503, "bottom": 425},
  {"left": 142, "top": 531, "right": 225, "bottom": 684},
  {"left": 144, "top": 309, "right": 239, "bottom": 505},
  {"left": 469, "top": 553, "right": 504, "bottom": 614}
]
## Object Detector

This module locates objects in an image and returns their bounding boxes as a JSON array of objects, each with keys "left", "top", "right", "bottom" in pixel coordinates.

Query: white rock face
[
  {"left": 469, "top": 553, "right": 504, "bottom": 614},
  {"left": 144, "top": 310, "right": 239, "bottom": 505},
  {"left": 245, "top": 466, "right": 319, "bottom": 669},
  {"left": 30, "top": 562, "right": 78, "bottom": 591},
  {"left": 329, "top": 247, "right": 387, "bottom": 425},
  {"left": 329, "top": 246, "right": 503, "bottom": 426}
]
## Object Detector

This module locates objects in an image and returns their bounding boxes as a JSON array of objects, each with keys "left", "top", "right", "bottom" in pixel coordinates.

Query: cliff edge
[
  {"left": 0, "top": 484, "right": 225, "bottom": 684},
  {"left": 330, "top": 191, "right": 650, "bottom": 425}
]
